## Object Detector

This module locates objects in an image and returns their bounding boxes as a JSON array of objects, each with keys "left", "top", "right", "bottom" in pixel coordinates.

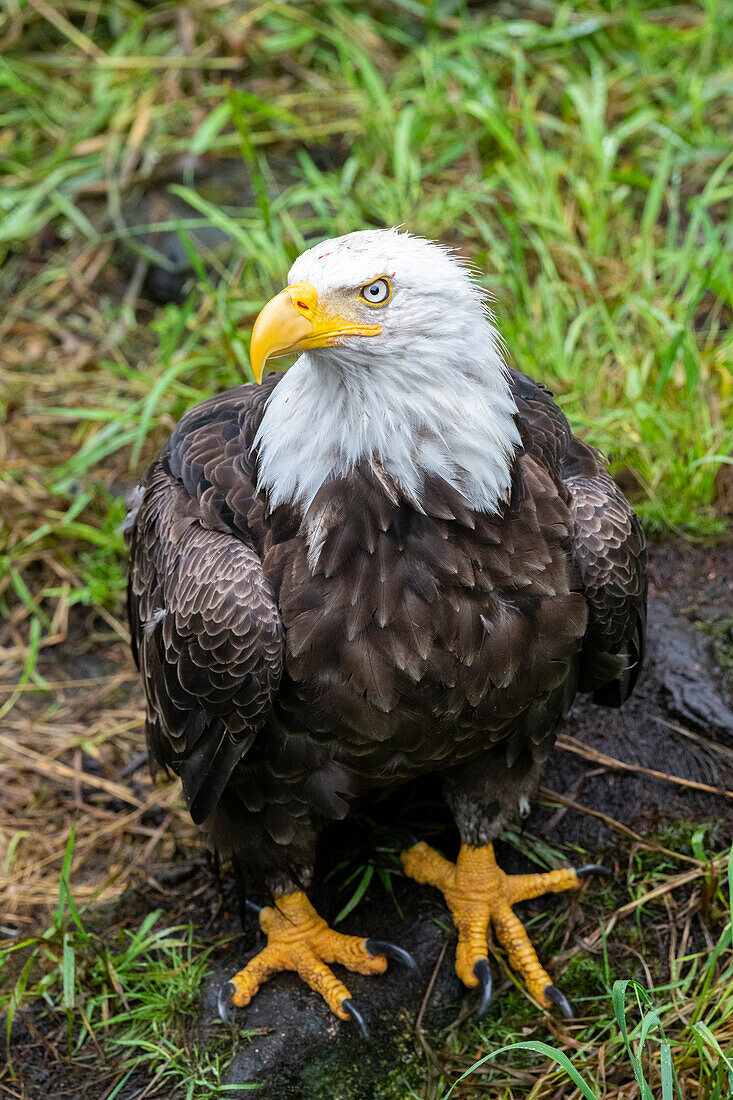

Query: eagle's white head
[{"left": 252, "top": 228, "right": 520, "bottom": 522}]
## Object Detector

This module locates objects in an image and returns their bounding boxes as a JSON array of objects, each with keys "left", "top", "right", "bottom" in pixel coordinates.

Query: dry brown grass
[{"left": 0, "top": 614, "right": 196, "bottom": 936}]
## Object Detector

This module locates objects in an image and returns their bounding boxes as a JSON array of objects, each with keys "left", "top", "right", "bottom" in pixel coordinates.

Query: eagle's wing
[
  {"left": 567, "top": 469, "right": 647, "bottom": 704},
  {"left": 126, "top": 385, "right": 284, "bottom": 825},
  {"left": 509, "top": 368, "right": 647, "bottom": 706}
]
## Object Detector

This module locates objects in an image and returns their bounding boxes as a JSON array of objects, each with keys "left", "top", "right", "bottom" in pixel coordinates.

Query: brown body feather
[{"left": 126, "top": 369, "right": 646, "bottom": 887}]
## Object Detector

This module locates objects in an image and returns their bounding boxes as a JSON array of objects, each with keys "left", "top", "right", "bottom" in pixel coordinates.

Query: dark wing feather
[
  {"left": 126, "top": 390, "right": 284, "bottom": 825},
  {"left": 567, "top": 471, "right": 647, "bottom": 704},
  {"left": 509, "top": 367, "right": 647, "bottom": 707}
]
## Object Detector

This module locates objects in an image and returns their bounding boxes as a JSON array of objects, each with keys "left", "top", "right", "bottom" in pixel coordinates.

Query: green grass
[
  {"left": 2, "top": 2, "right": 732, "bottom": 623},
  {"left": 442, "top": 971, "right": 733, "bottom": 1100},
  {"left": 0, "top": 831, "right": 255, "bottom": 1097},
  {"left": 431, "top": 846, "right": 733, "bottom": 1099},
  {"left": 3, "top": 827, "right": 733, "bottom": 1099}
]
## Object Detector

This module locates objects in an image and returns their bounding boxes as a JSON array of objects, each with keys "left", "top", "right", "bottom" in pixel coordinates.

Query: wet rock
[
  {"left": 205, "top": 895, "right": 458, "bottom": 1099},
  {"left": 128, "top": 185, "right": 234, "bottom": 305},
  {"left": 539, "top": 595, "right": 732, "bottom": 848},
  {"left": 653, "top": 601, "right": 733, "bottom": 740},
  {"left": 117, "top": 150, "right": 344, "bottom": 304}
]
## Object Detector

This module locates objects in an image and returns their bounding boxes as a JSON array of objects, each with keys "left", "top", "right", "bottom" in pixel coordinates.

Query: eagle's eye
[{"left": 359, "top": 277, "right": 392, "bottom": 306}]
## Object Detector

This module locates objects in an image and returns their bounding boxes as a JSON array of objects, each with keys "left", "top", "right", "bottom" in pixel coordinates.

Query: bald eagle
[{"left": 126, "top": 228, "right": 646, "bottom": 1033}]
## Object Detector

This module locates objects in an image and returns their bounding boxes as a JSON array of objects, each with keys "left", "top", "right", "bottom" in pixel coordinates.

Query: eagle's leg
[
  {"left": 400, "top": 841, "right": 592, "bottom": 1015},
  {"left": 400, "top": 753, "right": 607, "bottom": 1016},
  {"left": 219, "top": 890, "right": 413, "bottom": 1035}
]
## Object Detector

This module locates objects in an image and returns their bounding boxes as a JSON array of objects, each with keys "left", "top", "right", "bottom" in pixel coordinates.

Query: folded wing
[
  {"left": 126, "top": 461, "right": 283, "bottom": 824},
  {"left": 510, "top": 368, "right": 647, "bottom": 707}
]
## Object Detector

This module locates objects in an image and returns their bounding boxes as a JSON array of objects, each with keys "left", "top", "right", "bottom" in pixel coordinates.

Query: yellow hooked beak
[{"left": 249, "top": 282, "right": 382, "bottom": 383}]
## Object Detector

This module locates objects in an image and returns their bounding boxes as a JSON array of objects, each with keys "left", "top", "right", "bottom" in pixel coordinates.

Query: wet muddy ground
[{"left": 2, "top": 536, "right": 732, "bottom": 1099}]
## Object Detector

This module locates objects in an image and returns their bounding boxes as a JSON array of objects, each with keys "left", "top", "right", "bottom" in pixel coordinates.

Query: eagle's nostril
[{"left": 297, "top": 300, "right": 309, "bottom": 312}]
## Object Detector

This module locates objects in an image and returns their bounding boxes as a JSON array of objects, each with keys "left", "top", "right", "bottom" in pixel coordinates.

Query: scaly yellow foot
[
  {"left": 401, "top": 841, "right": 606, "bottom": 1016},
  {"left": 218, "top": 891, "right": 415, "bottom": 1036}
]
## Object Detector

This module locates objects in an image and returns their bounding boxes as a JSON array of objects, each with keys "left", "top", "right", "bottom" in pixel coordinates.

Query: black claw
[
  {"left": 217, "top": 981, "right": 236, "bottom": 1023},
  {"left": 544, "top": 984, "right": 574, "bottom": 1019},
  {"left": 365, "top": 938, "right": 418, "bottom": 970},
  {"left": 343, "top": 998, "right": 370, "bottom": 1040},
  {"left": 576, "top": 864, "right": 611, "bottom": 879},
  {"left": 474, "top": 958, "right": 493, "bottom": 1018}
]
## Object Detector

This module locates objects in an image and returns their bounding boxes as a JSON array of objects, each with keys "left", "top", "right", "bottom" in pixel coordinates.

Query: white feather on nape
[{"left": 255, "top": 228, "right": 520, "bottom": 532}]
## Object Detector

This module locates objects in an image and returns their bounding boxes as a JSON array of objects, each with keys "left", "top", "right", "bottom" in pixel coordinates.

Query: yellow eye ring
[{"left": 359, "top": 277, "right": 392, "bottom": 306}]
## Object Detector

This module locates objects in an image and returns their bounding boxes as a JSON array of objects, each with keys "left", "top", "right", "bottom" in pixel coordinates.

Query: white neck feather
[{"left": 254, "top": 317, "right": 520, "bottom": 520}]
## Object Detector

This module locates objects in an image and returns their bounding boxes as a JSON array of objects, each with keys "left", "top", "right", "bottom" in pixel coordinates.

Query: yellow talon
[
  {"left": 401, "top": 841, "right": 580, "bottom": 1010},
  {"left": 226, "top": 891, "right": 387, "bottom": 1020}
]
